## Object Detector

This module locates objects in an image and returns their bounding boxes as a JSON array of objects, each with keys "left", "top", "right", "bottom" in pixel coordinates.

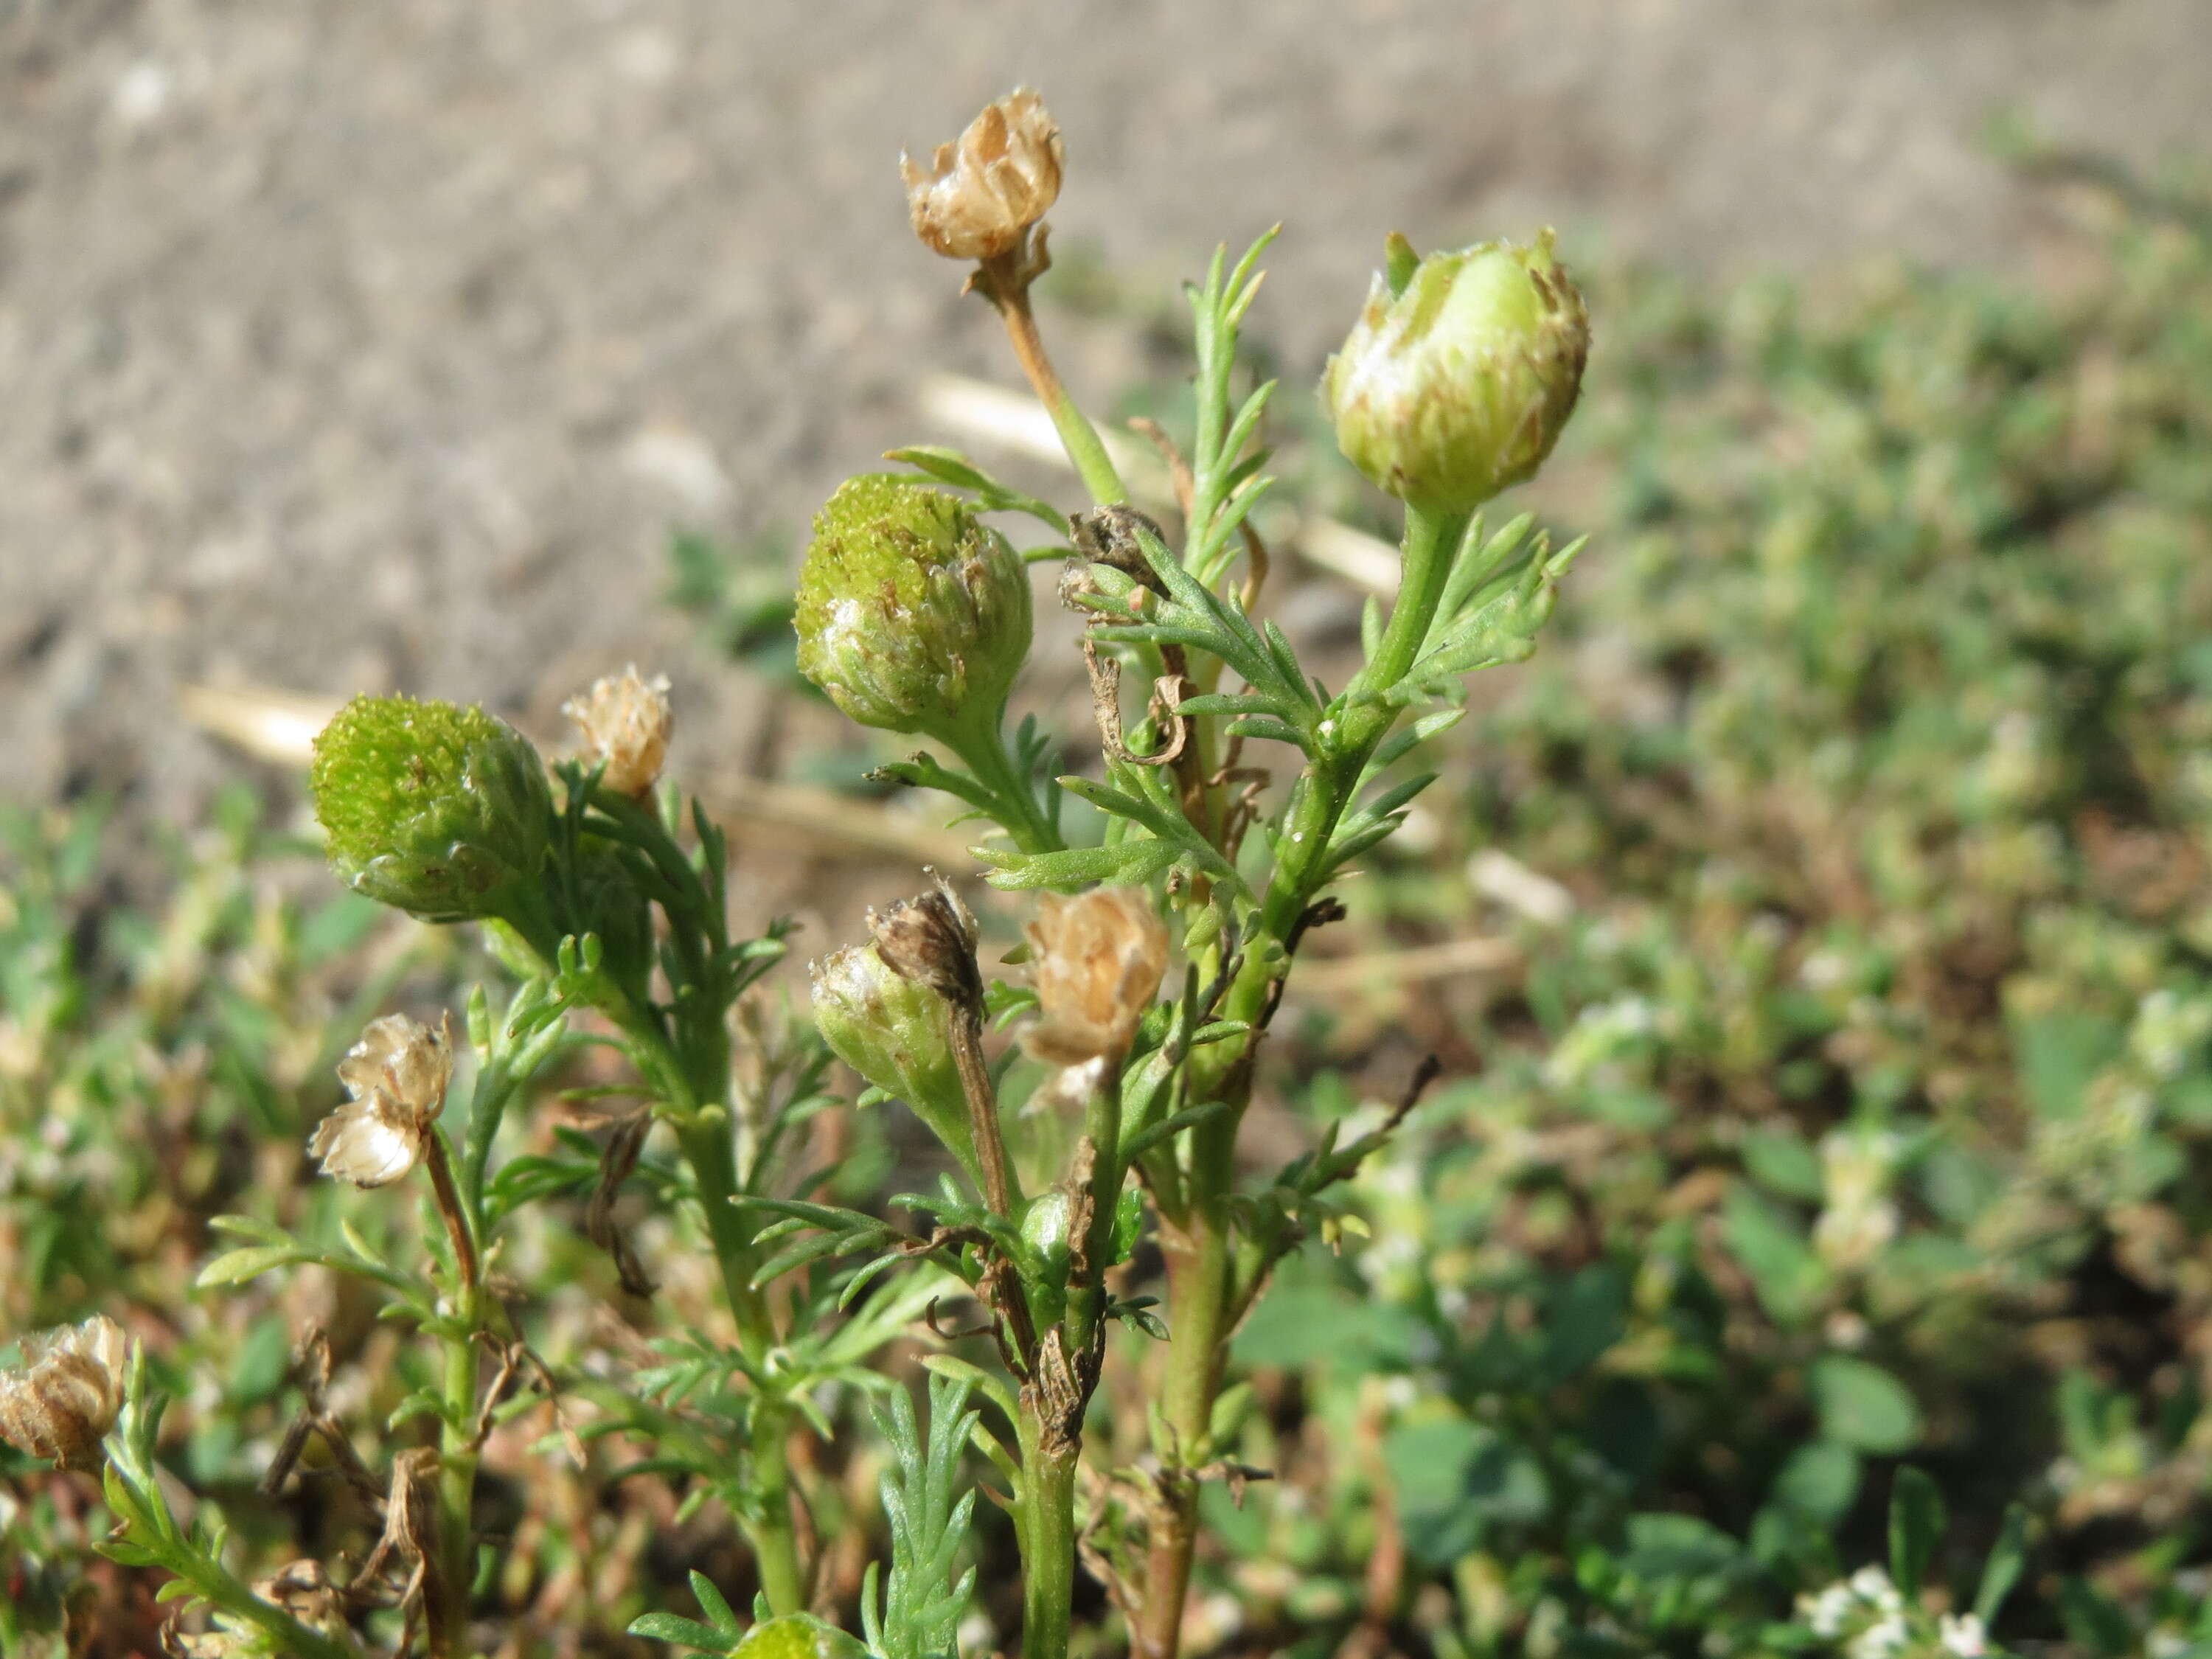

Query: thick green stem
[
  {"left": 588, "top": 939, "right": 807, "bottom": 1616},
  {"left": 1353, "top": 506, "right": 1464, "bottom": 700},
  {"left": 521, "top": 785, "right": 810, "bottom": 1613},
  {"left": 418, "top": 1123, "right": 487, "bottom": 1659},
  {"left": 1138, "top": 503, "right": 1467, "bottom": 1659},
  {"left": 1018, "top": 1421, "right": 1081, "bottom": 1659}
]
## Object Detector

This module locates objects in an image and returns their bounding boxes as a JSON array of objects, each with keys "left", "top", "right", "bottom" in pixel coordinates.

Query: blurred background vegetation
[{"left": 8, "top": 139, "right": 2212, "bottom": 1653}]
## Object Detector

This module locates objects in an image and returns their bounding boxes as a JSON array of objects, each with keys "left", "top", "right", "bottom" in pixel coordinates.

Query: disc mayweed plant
[{"left": 3, "top": 88, "right": 1594, "bottom": 1658}]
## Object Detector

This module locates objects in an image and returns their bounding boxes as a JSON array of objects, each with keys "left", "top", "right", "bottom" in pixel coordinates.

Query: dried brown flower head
[
  {"left": 563, "top": 664, "right": 674, "bottom": 799},
  {"left": 900, "top": 88, "right": 1063, "bottom": 263},
  {"left": 254, "top": 1560, "right": 351, "bottom": 1638},
  {"left": 0, "top": 1314, "right": 130, "bottom": 1470},
  {"left": 309, "top": 1012, "right": 453, "bottom": 1187},
  {"left": 869, "top": 871, "right": 984, "bottom": 1014},
  {"left": 1022, "top": 885, "right": 1170, "bottom": 1066}
]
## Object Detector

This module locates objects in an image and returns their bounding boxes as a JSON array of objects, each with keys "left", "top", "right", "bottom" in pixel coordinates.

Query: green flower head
[
  {"left": 808, "top": 942, "right": 981, "bottom": 1191},
  {"left": 731, "top": 1616, "right": 868, "bottom": 1659},
  {"left": 310, "top": 694, "right": 552, "bottom": 923},
  {"left": 1324, "top": 230, "right": 1589, "bottom": 515},
  {"left": 793, "top": 475, "right": 1031, "bottom": 742}
]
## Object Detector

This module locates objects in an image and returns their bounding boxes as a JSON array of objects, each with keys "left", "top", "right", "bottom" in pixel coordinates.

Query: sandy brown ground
[{"left": 1, "top": 0, "right": 2206, "bottom": 835}]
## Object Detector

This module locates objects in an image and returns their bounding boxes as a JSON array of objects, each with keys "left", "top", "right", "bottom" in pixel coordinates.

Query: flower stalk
[{"left": 975, "top": 256, "right": 1130, "bottom": 510}]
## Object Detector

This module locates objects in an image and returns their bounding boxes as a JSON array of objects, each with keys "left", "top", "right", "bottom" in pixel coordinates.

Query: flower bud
[
  {"left": 563, "top": 664, "right": 673, "bottom": 799},
  {"left": 1323, "top": 230, "right": 1589, "bottom": 515},
  {"left": 795, "top": 476, "right": 1032, "bottom": 743},
  {"left": 0, "top": 1315, "right": 130, "bottom": 1471},
  {"left": 1019, "top": 1187, "right": 1074, "bottom": 1329},
  {"left": 733, "top": 1614, "right": 869, "bottom": 1659},
  {"left": 1022, "top": 885, "right": 1169, "bottom": 1067},
  {"left": 810, "top": 942, "right": 980, "bottom": 1186},
  {"left": 900, "top": 89, "right": 1063, "bottom": 264},
  {"left": 310, "top": 695, "right": 554, "bottom": 923},
  {"left": 309, "top": 1012, "right": 452, "bottom": 1188}
]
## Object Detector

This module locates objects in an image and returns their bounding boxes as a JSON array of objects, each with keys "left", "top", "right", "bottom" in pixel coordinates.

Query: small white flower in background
[
  {"left": 1938, "top": 1612, "right": 1989, "bottom": 1656},
  {"left": 1543, "top": 994, "right": 1658, "bottom": 1088},
  {"left": 1848, "top": 1565, "right": 1905, "bottom": 1613},
  {"left": 563, "top": 665, "right": 674, "bottom": 799},
  {"left": 0, "top": 1314, "right": 131, "bottom": 1470},
  {"left": 954, "top": 1613, "right": 997, "bottom": 1659},
  {"left": 310, "top": 1012, "right": 453, "bottom": 1187},
  {"left": 1850, "top": 1611, "right": 1910, "bottom": 1659},
  {"left": 1815, "top": 1129, "right": 1903, "bottom": 1270},
  {"left": 1800, "top": 948, "right": 1851, "bottom": 991},
  {"left": 2128, "top": 986, "right": 2212, "bottom": 1079},
  {"left": 1798, "top": 1579, "right": 1857, "bottom": 1638}
]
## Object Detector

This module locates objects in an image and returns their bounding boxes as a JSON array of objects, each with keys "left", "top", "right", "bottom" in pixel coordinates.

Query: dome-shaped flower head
[
  {"left": 1324, "top": 230, "right": 1589, "bottom": 515},
  {"left": 794, "top": 476, "right": 1032, "bottom": 745},
  {"left": 310, "top": 695, "right": 553, "bottom": 923}
]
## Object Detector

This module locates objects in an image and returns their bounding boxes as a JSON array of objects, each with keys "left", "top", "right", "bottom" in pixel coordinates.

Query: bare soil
[{"left": 1, "top": 0, "right": 2206, "bottom": 822}]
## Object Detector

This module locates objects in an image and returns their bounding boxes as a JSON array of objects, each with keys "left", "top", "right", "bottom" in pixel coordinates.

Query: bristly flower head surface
[
  {"left": 795, "top": 477, "right": 1031, "bottom": 743},
  {"left": 309, "top": 693, "right": 552, "bottom": 922}
]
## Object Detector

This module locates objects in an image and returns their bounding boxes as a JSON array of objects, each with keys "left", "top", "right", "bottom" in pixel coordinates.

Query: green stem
[
  {"left": 945, "top": 705, "right": 1062, "bottom": 855},
  {"left": 1356, "top": 505, "right": 1464, "bottom": 696},
  {"left": 1138, "top": 503, "right": 1466, "bottom": 1659},
  {"left": 435, "top": 1313, "right": 481, "bottom": 1659},
  {"left": 674, "top": 1114, "right": 807, "bottom": 1617},
  {"left": 1018, "top": 1419, "right": 1081, "bottom": 1659},
  {"left": 518, "top": 785, "right": 810, "bottom": 1613},
  {"left": 593, "top": 962, "right": 807, "bottom": 1614},
  {"left": 987, "top": 265, "right": 1128, "bottom": 509},
  {"left": 1258, "top": 504, "right": 1464, "bottom": 937},
  {"left": 194, "top": 1568, "right": 358, "bottom": 1659},
  {"left": 1067, "top": 1063, "right": 1125, "bottom": 1361},
  {"left": 1138, "top": 1107, "right": 1234, "bottom": 1659}
]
